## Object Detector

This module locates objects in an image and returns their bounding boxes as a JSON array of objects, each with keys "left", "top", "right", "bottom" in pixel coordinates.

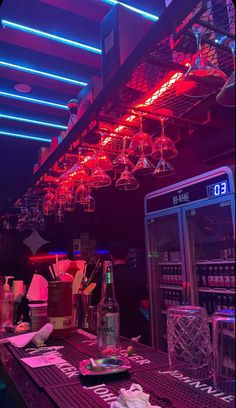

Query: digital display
[
  {"left": 146, "top": 173, "right": 231, "bottom": 213},
  {"left": 207, "top": 180, "right": 228, "bottom": 198}
]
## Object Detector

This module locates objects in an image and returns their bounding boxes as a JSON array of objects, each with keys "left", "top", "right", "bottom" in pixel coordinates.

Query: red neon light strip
[
  {"left": 28, "top": 254, "right": 66, "bottom": 261},
  {"left": 102, "top": 71, "right": 183, "bottom": 145}
]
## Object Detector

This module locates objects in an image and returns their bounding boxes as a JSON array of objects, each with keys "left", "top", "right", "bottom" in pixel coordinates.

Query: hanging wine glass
[
  {"left": 129, "top": 114, "right": 153, "bottom": 157},
  {"left": 63, "top": 193, "right": 76, "bottom": 212},
  {"left": 112, "top": 137, "right": 134, "bottom": 173},
  {"left": 55, "top": 184, "right": 73, "bottom": 206},
  {"left": 16, "top": 214, "right": 26, "bottom": 231},
  {"left": 23, "top": 208, "right": 32, "bottom": 231},
  {"left": 75, "top": 184, "right": 89, "bottom": 205},
  {"left": 66, "top": 150, "right": 89, "bottom": 184},
  {"left": 38, "top": 213, "right": 47, "bottom": 231},
  {"left": 115, "top": 166, "right": 139, "bottom": 190},
  {"left": 55, "top": 206, "right": 65, "bottom": 224},
  {"left": 152, "top": 113, "right": 178, "bottom": 160},
  {"left": 181, "top": 24, "right": 227, "bottom": 98},
  {"left": 43, "top": 191, "right": 56, "bottom": 216},
  {"left": 83, "top": 189, "right": 95, "bottom": 213},
  {"left": 216, "top": 40, "right": 235, "bottom": 107}
]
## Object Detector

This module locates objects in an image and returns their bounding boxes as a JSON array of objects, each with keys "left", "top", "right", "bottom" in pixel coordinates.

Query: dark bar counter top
[{"left": 0, "top": 330, "right": 235, "bottom": 408}]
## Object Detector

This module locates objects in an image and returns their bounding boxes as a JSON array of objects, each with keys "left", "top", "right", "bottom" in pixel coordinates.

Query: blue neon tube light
[
  {"left": 0, "top": 130, "right": 51, "bottom": 143},
  {"left": 0, "top": 61, "right": 88, "bottom": 86},
  {"left": 48, "top": 250, "right": 110, "bottom": 255},
  {"left": 102, "top": 0, "right": 159, "bottom": 21},
  {"left": 0, "top": 91, "right": 68, "bottom": 110},
  {"left": 0, "top": 113, "right": 67, "bottom": 129},
  {"left": 1, "top": 20, "right": 102, "bottom": 55}
]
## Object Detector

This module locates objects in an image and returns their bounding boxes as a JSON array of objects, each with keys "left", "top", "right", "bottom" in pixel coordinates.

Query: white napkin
[
  {"left": 111, "top": 384, "right": 160, "bottom": 408},
  {"left": 0, "top": 323, "right": 53, "bottom": 348},
  {"left": 26, "top": 274, "right": 48, "bottom": 301}
]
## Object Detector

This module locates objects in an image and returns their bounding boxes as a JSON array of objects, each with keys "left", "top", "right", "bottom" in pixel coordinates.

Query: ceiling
[{"left": 0, "top": 0, "right": 166, "bottom": 211}]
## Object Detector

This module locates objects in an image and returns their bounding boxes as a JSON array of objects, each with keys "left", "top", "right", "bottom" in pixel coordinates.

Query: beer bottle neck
[{"left": 101, "top": 266, "right": 116, "bottom": 301}]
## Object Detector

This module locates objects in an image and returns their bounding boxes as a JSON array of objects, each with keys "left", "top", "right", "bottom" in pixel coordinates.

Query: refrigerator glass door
[
  {"left": 183, "top": 197, "right": 235, "bottom": 318},
  {"left": 146, "top": 208, "right": 185, "bottom": 350}
]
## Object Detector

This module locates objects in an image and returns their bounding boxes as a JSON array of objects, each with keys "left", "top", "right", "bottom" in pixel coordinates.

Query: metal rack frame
[{"left": 2, "top": 0, "right": 235, "bottom": 212}]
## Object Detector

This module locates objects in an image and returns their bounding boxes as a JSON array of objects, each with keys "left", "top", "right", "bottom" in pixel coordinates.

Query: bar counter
[{"left": 0, "top": 330, "right": 235, "bottom": 408}]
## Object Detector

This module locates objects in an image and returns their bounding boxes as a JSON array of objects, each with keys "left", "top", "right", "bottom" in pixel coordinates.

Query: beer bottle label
[{"left": 98, "top": 312, "right": 119, "bottom": 346}]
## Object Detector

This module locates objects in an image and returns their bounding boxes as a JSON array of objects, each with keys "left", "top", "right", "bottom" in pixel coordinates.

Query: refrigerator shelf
[
  {"left": 196, "top": 260, "right": 235, "bottom": 265},
  {"left": 160, "top": 285, "right": 183, "bottom": 290},
  {"left": 158, "top": 262, "right": 182, "bottom": 266},
  {"left": 222, "top": 359, "right": 235, "bottom": 370},
  {"left": 208, "top": 314, "right": 235, "bottom": 323},
  {"left": 222, "top": 329, "right": 235, "bottom": 339},
  {"left": 198, "top": 288, "right": 235, "bottom": 294}
]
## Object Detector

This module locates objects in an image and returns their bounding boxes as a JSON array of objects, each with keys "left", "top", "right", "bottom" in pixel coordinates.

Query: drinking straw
[
  {"left": 55, "top": 255, "right": 59, "bottom": 277},
  {"left": 49, "top": 265, "right": 55, "bottom": 280},
  {"left": 83, "top": 282, "right": 96, "bottom": 295}
]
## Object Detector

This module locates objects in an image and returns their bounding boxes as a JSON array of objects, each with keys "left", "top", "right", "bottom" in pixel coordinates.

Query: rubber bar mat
[
  {"left": 7, "top": 341, "right": 90, "bottom": 389},
  {"left": 64, "top": 331, "right": 98, "bottom": 354},
  {"left": 45, "top": 376, "right": 179, "bottom": 408},
  {"left": 133, "top": 369, "right": 235, "bottom": 408},
  {"left": 65, "top": 332, "right": 169, "bottom": 373}
]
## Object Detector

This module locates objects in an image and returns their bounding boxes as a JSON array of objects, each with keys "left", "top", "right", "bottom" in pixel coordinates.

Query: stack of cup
[
  {"left": 29, "top": 303, "right": 48, "bottom": 332},
  {"left": 213, "top": 309, "right": 235, "bottom": 395},
  {"left": 167, "top": 305, "right": 212, "bottom": 380}
]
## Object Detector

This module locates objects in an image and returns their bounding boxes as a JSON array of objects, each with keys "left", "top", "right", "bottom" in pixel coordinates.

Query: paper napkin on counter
[
  {"left": 111, "top": 383, "right": 160, "bottom": 408},
  {"left": 0, "top": 323, "right": 53, "bottom": 348},
  {"left": 21, "top": 354, "right": 66, "bottom": 368}
]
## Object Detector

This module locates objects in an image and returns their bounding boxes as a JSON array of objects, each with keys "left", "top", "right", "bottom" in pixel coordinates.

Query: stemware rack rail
[{"left": 2, "top": 0, "right": 234, "bottom": 211}]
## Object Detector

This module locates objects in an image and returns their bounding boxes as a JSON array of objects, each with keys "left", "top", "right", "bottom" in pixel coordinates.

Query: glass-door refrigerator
[{"left": 145, "top": 166, "right": 235, "bottom": 352}]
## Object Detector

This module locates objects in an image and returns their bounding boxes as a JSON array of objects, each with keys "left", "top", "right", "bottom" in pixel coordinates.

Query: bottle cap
[
  {"left": 3, "top": 276, "right": 14, "bottom": 291},
  {"left": 3, "top": 282, "right": 9, "bottom": 291}
]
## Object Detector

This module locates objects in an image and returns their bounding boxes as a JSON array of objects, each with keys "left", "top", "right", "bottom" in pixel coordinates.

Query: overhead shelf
[{"left": 4, "top": 0, "right": 235, "bottom": 211}]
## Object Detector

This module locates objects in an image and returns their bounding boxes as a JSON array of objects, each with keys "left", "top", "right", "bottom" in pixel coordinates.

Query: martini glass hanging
[
  {"left": 112, "top": 137, "right": 134, "bottom": 173},
  {"left": 216, "top": 40, "right": 235, "bottom": 107},
  {"left": 133, "top": 144, "right": 155, "bottom": 176},
  {"left": 115, "top": 166, "right": 139, "bottom": 190},
  {"left": 86, "top": 148, "right": 113, "bottom": 172},
  {"left": 153, "top": 151, "right": 176, "bottom": 177},
  {"left": 89, "top": 167, "right": 112, "bottom": 188},
  {"left": 182, "top": 25, "right": 227, "bottom": 98}
]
